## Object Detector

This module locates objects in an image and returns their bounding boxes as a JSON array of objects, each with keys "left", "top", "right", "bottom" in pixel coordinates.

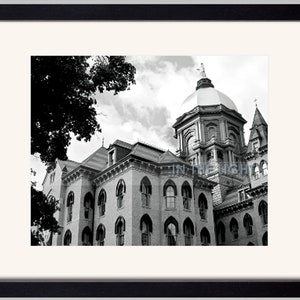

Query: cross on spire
[
  {"left": 196, "top": 63, "right": 207, "bottom": 79},
  {"left": 254, "top": 98, "right": 258, "bottom": 108}
]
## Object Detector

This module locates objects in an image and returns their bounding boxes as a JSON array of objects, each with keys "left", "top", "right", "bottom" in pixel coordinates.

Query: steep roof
[
  {"left": 130, "top": 142, "right": 163, "bottom": 162},
  {"left": 251, "top": 107, "right": 267, "bottom": 128},
  {"left": 81, "top": 146, "right": 108, "bottom": 171},
  {"left": 57, "top": 159, "right": 80, "bottom": 173},
  {"left": 158, "top": 150, "right": 185, "bottom": 164},
  {"left": 247, "top": 107, "right": 268, "bottom": 152}
]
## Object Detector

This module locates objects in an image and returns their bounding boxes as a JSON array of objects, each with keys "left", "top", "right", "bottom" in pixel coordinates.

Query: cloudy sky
[{"left": 31, "top": 56, "right": 268, "bottom": 189}]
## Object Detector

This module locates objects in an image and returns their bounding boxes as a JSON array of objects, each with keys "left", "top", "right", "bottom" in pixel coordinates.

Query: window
[
  {"left": 200, "top": 227, "right": 210, "bottom": 245},
  {"left": 66, "top": 191, "right": 74, "bottom": 223},
  {"left": 261, "top": 160, "right": 268, "bottom": 176},
  {"left": 262, "top": 231, "right": 268, "bottom": 246},
  {"left": 82, "top": 226, "right": 92, "bottom": 246},
  {"left": 183, "top": 218, "right": 194, "bottom": 246},
  {"left": 140, "top": 214, "right": 153, "bottom": 246},
  {"left": 164, "top": 216, "right": 179, "bottom": 246},
  {"left": 116, "top": 179, "right": 126, "bottom": 209},
  {"left": 243, "top": 213, "right": 253, "bottom": 236},
  {"left": 98, "top": 189, "right": 106, "bottom": 217},
  {"left": 253, "top": 141, "right": 259, "bottom": 152},
  {"left": 187, "top": 135, "right": 195, "bottom": 155},
  {"left": 115, "top": 216, "right": 125, "bottom": 246},
  {"left": 208, "top": 126, "right": 216, "bottom": 140},
  {"left": 253, "top": 164, "right": 260, "bottom": 179},
  {"left": 109, "top": 150, "right": 114, "bottom": 166},
  {"left": 216, "top": 222, "right": 225, "bottom": 245},
  {"left": 182, "top": 181, "right": 192, "bottom": 210},
  {"left": 217, "top": 150, "right": 223, "bottom": 161},
  {"left": 96, "top": 224, "right": 105, "bottom": 246},
  {"left": 163, "top": 179, "right": 177, "bottom": 210},
  {"left": 259, "top": 200, "right": 268, "bottom": 225},
  {"left": 198, "top": 193, "right": 208, "bottom": 220},
  {"left": 230, "top": 218, "right": 239, "bottom": 240},
  {"left": 50, "top": 172, "right": 55, "bottom": 183},
  {"left": 83, "top": 192, "right": 93, "bottom": 219},
  {"left": 140, "top": 176, "right": 152, "bottom": 208},
  {"left": 63, "top": 230, "right": 72, "bottom": 246}
]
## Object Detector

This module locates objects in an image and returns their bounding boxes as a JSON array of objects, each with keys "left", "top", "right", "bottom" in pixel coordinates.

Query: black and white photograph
[{"left": 31, "top": 55, "right": 268, "bottom": 246}]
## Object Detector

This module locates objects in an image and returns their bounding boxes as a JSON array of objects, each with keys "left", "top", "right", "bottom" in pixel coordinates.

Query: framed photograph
[{"left": 1, "top": 2, "right": 300, "bottom": 297}]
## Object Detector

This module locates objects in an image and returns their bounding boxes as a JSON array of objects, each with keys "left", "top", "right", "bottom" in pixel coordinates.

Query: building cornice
[
  {"left": 214, "top": 198, "right": 254, "bottom": 218},
  {"left": 246, "top": 182, "right": 268, "bottom": 198},
  {"left": 62, "top": 165, "right": 99, "bottom": 185}
]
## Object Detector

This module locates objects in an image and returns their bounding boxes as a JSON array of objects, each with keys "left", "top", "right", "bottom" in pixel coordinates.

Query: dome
[{"left": 181, "top": 73, "right": 238, "bottom": 113}]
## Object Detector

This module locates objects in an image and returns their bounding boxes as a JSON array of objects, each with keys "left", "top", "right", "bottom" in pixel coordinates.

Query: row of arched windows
[
  {"left": 63, "top": 215, "right": 211, "bottom": 246},
  {"left": 252, "top": 160, "right": 268, "bottom": 179},
  {"left": 97, "top": 177, "right": 208, "bottom": 218},
  {"left": 216, "top": 201, "right": 267, "bottom": 244},
  {"left": 65, "top": 177, "right": 209, "bottom": 223}
]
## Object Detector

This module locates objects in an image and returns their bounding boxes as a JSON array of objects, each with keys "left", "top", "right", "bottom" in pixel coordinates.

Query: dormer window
[{"left": 109, "top": 150, "right": 114, "bottom": 166}]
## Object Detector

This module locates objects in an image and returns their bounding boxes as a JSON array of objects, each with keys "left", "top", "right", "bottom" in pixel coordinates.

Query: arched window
[
  {"left": 63, "top": 230, "right": 72, "bottom": 246},
  {"left": 261, "top": 160, "right": 268, "bottom": 176},
  {"left": 115, "top": 216, "right": 125, "bottom": 246},
  {"left": 258, "top": 200, "right": 268, "bottom": 225},
  {"left": 183, "top": 218, "right": 194, "bottom": 246},
  {"left": 83, "top": 192, "right": 93, "bottom": 219},
  {"left": 200, "top": 227, "right": 211, "bottom": 246},
  {"left": 163, "top": 179, "right": 177, "bottom": 209},
  {"left": 198, "top": 193, "right": 208, "bottom": 220},
  {"left": 164, "top": 216, "right": 179, "bottom": 246},
  {"left": 187, "top": 135, "right": 195, "bottom": 155},
  {"left": 216, "top": 222, "right": 225, "bottom": 245},
  {"left": 96, "top": 224, "right": 105, "bottom": 246},
  {"left": 230, "top": 218, "right": 239, "bottom": 240},
  {"left": 229, "top": 133, "right": 240, "bottom": 152},
  {"left": 116, "top": 179, "right": 126, "bottom": 208},
  {"left": 217, "top": 150, "right": 224, "bottom": 161},
  {"left": 82, "top": 226, "right": 92, "bottom": 246},
  {"left": 252, "top": 164, "right": 260, "bottom": 179},
  {"left": 262, "top": 231, "right": 268, "bottom": 246},
  {"left": 140, "top": 177, "right": 152, "bottom": 208},
  {"left": 140, "top": 214, "right": 153, "bottom": 246},
  {"left": 243, "top": 213, "right": 253, "bottom": 236},
  {"left": 66, "top": 191, "right": 74, "bottom": 223},
  {"left": 98, "top": 189, "right": 106, "bottom": 217},
  {"left": 182, "top": 181, "right": 192, "bottom": 210},
  {"left": 208, "top": 126, "right": 216, "bottom": 140}
]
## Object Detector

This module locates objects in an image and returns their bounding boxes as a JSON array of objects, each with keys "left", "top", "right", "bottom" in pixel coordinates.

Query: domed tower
[{"left": 173, "top": 64, "right": 248, "bottom": 205}]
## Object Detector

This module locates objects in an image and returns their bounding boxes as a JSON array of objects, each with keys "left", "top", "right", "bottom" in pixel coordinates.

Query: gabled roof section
[
  {"left": 158, "top": 150, "right": 185, "bottom": 164},
  {"left": 57, "top": 159, "right": 80, "bottom": 173},
  {"left": 81, "top": 146, "right": 108, "bottom": 171}
]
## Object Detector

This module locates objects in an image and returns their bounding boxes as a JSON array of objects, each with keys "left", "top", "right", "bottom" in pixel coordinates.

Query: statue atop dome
[{"left": 197, "top": 63, "right": 207, "bottom": 79}]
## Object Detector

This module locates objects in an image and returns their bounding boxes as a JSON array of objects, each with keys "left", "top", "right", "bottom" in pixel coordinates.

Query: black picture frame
[{"left": 1, "top": 3, "right": 300, "bottom": 297}]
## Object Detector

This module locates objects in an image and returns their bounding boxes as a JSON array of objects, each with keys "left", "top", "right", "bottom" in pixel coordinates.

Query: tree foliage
[
  {"left": 31, "top": 186, "right": 60, "bottom": 245},
  {"left": 31, "top": 56, "right": 136, "bottom": 164}
]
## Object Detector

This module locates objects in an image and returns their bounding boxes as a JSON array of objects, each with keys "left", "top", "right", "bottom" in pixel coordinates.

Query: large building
[{"left": 42, "top": 68, "right": 268, "bottom": 246}]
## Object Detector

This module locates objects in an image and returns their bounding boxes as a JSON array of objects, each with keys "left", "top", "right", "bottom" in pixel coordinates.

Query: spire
[
  {"left": 196, "top": 63, "right": 214, "bottom": 90},
  {"left": 251, "top": 106, "right": 267, "bottom": 129}
]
